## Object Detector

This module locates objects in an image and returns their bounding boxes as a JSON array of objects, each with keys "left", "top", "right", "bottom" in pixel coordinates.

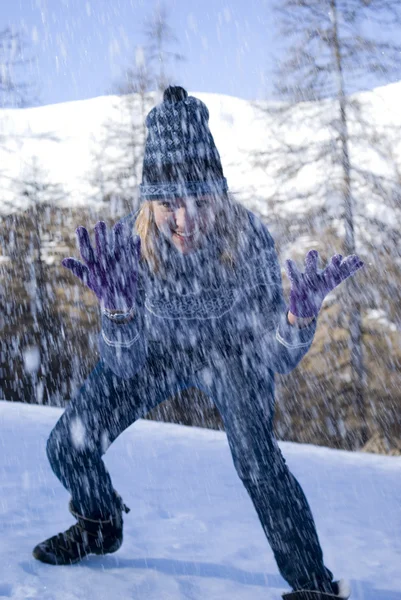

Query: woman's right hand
[{"left": 62, "top": 221, "right": 141, "bottom": 312}]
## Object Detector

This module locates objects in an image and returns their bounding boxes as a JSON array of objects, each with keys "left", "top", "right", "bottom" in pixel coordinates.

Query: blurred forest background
[{"left": 1, "top": 1, "right": 401, "bottom": 455}]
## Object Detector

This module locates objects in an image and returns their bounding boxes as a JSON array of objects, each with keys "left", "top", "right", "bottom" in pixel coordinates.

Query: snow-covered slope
[
  {"left": 1, "top": 82, "right": 401, "bottom": 216},
  {"left": 1, "top": 400, "right": 400, "bottom": 600}
]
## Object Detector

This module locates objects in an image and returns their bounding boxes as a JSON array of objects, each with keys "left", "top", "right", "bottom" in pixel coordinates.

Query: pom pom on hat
[{"left": 163, "top": 85, "right": 188, "bottom": 103}]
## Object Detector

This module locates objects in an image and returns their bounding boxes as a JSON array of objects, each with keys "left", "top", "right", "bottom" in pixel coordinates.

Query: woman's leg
[
  {"left": 46, "top": 353, "right": 188, "bottom": 519},
  {"left": 193, "top": 352, "right": 334, "bottom": 593}
]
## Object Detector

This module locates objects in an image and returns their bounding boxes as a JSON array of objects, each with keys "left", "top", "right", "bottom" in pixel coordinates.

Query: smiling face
[{"left": 152, "top": 195, "right": 219, "bottom": 254}]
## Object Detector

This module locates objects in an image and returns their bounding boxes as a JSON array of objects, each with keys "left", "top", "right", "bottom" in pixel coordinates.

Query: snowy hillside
[
  {"left": 1, "top": 82, "right": 401, "bottom": 217},
  {"left": 1, "top": 400, "right": 401, "bottom": 600}
]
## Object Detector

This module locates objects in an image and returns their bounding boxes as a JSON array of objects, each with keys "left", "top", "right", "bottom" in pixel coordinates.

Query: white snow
[
  {"left": 0, "top": 400, "right": 400, "bottom": 599},
  {"left": 366, "top": 309, "right": 398, "bottom": 332},
  {"left": 2, "top": 82, "right": 401, "bottom": 221},
  {"left": 22, "top": 346, "right": 41, "bottom": 375}
]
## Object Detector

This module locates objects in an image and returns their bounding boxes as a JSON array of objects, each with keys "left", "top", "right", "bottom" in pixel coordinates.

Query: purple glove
[
  {"left": 285, "top": 250, "right": 365, "bottom": 318},
  {"left": 62, "top": 221, "right": 141, "bottom": 311}
]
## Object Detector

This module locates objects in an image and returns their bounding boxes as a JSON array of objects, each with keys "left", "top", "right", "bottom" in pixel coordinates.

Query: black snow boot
[
  {"left": 282, "top": 579, "right": 351, "bottom": 600},
  {"left": 32, "top": 493, "right": 130, "bottom": 565}
]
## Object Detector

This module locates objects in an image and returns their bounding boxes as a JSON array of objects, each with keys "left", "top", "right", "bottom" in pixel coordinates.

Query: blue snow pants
[{"left": 46, "top": 343, "right": 333, "bottom": 592}]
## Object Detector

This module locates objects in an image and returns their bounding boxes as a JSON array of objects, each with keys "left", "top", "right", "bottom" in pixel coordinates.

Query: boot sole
[
  {"left": 32, "top": 537, "right": 122, "bottom": 566},
  {"left": 282, "top": 579, "right": 351, "bottom": 600}
]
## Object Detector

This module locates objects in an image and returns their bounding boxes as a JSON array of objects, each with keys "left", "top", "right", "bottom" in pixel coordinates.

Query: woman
[{"left": 33, "top": 86, "right": 363, "bottom": 600}]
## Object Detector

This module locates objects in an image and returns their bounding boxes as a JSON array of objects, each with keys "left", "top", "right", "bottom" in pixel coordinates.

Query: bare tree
[
  {"left": 14, "top": 158, "right": 67, "bottom": 403},
  {"left": 143, "top": 2, "right": 185, "bottom": 94},
  {"left": 0, "top": 27, "right": 36, "bottom": 108},
  {"left": 88, "top": 3, "right": 185, "bottom": 215}
]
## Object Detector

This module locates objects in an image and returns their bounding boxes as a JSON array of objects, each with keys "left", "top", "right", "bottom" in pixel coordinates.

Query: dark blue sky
[{"left": 3, "top": 0, "right": 401, "bottom": 107}]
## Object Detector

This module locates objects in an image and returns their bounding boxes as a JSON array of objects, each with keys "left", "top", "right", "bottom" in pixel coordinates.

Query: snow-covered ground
[
  {"left": 1, "top": 400, "right": 400, "bottom": 600},
  {"left": 1, "top": 81, "right": 401, "bottom": 219}
]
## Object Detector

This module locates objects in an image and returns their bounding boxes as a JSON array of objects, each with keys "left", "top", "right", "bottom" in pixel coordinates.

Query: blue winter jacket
[{"left": 99, "top": 209, "right": 317, "bottom": 379}]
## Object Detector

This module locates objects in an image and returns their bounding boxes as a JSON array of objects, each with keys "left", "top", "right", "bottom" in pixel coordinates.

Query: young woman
[{"left": 33, "top": 86, "right": 363, "bottom": 600}]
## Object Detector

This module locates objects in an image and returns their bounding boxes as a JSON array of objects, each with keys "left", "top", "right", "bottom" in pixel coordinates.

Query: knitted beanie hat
[{"left": 139, "top": 86, "right": 228, "bottom": 201}]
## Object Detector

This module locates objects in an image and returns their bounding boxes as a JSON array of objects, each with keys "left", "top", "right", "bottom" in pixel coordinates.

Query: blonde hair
[{"left": 135, "top": 194, "right": 248, "bottom": 276}]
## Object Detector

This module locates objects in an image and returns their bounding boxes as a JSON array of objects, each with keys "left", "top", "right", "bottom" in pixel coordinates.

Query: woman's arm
[
  {"left": 99, "top": 286, "right": 148, "bottom": 379},
  {"left": 98, "top": 214, "right": 147, "bottom": 378},
  {"left": 247, "top": 212, "right": 318, "bottom": 375}
]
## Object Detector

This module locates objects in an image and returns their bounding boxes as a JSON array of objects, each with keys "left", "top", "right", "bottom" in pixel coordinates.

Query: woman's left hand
[{"left": 285, "top": 250, "right": 365, "bottom": 318}]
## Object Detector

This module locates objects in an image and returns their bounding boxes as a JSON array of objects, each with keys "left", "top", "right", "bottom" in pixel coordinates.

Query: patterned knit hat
[{"left": 139, "top": 86, "right": 228, "bottom": 201}]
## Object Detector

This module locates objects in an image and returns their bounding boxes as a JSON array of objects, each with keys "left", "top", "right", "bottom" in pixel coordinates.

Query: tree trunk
[{"left": 330, "top": 0, "right": 368, "bottom": 447}]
